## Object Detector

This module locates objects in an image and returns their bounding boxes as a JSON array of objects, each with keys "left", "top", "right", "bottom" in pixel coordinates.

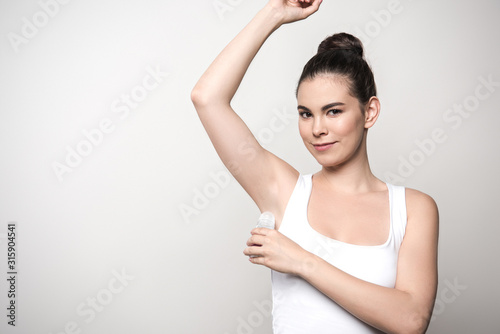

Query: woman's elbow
[
  {"left": 398, "top": 309, "right": 432, "bottom": 334},
  {"left": 190, "top": 86, "right": 227, "bottom": 111},
  {"left": 190, "top": 85, "right": 207, "bottom": 108}
]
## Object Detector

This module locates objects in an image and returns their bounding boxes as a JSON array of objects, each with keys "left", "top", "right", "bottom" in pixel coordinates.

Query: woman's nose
[{"left": 312, "top": 117, "right": 328, "bottom": 137}]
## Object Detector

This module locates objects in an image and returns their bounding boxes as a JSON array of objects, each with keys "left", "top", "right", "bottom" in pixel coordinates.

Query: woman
[{"left": 191, "top": 0, "right": 438, "bottom": 333}]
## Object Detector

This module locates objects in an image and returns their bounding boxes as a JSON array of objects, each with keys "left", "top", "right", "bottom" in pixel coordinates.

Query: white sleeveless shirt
[{"left": 272, "top": 174, "right": 407, "bottom": 333}]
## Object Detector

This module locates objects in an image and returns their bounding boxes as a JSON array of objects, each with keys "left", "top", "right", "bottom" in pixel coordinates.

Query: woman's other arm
[{"left": 246, "top": 189, "right": 439, "bottom": 333}]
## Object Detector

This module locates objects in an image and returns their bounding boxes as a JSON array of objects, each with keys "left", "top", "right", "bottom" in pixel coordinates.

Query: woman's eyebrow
[
  {"left": 297, "top": 102, "right": 345, "bottom": 112},
  {"left": 321, "top": 102, "right": 345, "bottom": 111}
]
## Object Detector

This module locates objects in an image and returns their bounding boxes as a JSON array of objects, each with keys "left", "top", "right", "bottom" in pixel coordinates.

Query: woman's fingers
[
  {"left": 246, "top": 234, "right": 267, "bottom": 247},
  {"left": 244, "top": 232, "right": 273, "bottom": 258},
  {"left": 301, "top": 0, "right": 322, "bottom": 14},
  {"left": 243, "top": 244, "right": 266, "bottom": 258},
  {"left": 248, "top": 255, "right": 266, "bottom": 265},
  {"left": 268, "top": 0, "right": 322, "bottom": 23},
  {"left": 290, "top": 0, "right": 322, "bottom": 22},
  {"left": 243, "top": 246, "right": 260, "bottom": 257},
  {"left": 245, "top": 228, "right": 308, "bottom": 274},
  {"left": 251, "top": 227, "right": 276, "bottom": 236}
]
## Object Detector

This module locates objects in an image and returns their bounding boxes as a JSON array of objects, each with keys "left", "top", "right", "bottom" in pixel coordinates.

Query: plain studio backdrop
[{"left": 0, "top": 0, "right": 499, "bottom": 333}]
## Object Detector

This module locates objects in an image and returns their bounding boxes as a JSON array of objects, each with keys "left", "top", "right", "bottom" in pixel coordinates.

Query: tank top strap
[{"left": 386, "top": 183, "right": 408, "bottom": 251}]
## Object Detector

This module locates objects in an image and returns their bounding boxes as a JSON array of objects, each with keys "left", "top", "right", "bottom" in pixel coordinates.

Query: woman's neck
[{"left": 317, "top": 152, "right": 383, "bottom": 194}]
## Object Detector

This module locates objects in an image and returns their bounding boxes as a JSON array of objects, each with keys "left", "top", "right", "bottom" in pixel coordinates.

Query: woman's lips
[{"left": 313, "top": 142, "right": 336, "bottom": 152}]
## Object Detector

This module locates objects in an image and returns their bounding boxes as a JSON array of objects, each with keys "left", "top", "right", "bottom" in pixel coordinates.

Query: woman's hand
[
  {"left": 265, "top": 0, "right": 323, "bottom": 25},
  {"left": 243, "top": 228, "right": 312, "bottom": 275}
]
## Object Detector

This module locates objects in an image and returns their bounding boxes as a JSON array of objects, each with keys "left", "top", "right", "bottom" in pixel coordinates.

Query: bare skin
[{"left": 191, "top": 1, "right": 438, "bottom": 333}]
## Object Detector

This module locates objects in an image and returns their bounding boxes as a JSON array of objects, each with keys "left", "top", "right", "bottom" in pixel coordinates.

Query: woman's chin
[{"left": 313, "top": 156, "right": 344, "bottom": 169}]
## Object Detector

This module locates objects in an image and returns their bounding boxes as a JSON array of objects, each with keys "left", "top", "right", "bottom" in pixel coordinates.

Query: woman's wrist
[
  {"left": 296, "top": 250, "right": 321, "bottom": 278},
  {"left": 258, "top": 3, "right": 286, "bottom": 31}
]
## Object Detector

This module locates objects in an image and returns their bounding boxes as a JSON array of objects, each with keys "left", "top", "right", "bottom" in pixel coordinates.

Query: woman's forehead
[{"left": 297, "top": 76, "right": 355, "bottom": 105}]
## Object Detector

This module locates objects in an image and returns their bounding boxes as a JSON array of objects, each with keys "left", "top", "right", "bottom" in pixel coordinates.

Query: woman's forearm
[
  {"left": 191, "top": 5, "right": 284, "bottom": 107},
  {"left": 299, "top": 254, "right": 432, "bottom": 334}
]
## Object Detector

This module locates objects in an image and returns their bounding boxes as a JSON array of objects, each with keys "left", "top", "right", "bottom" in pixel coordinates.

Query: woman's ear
[{"left": 364, "top": 96, "right": 380, "bottom": 129}]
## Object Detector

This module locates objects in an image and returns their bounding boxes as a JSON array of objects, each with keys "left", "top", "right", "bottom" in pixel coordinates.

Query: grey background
[{"left": 1, "top": 0, "right": 499, "bottom": 333}]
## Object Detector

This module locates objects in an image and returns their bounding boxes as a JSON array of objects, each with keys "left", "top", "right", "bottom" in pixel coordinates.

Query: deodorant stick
[
  {"left": 250, "top": 212, "right": 275, "bottom": 258},
  {"left": 256, "top": 211, "right": 275, "bottom": 229}
]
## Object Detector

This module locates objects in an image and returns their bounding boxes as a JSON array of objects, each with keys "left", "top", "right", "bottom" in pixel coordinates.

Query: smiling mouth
[{"left": 312, "top": 142, "right": 336, "bottom": 151}]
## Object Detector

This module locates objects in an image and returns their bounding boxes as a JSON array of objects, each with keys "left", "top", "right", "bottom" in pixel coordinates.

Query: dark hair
[{"left": 297, "top": 33, "right": 376, "bottom": 109}]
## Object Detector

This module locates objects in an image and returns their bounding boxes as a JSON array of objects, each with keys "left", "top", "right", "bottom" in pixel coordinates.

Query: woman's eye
[
  {"left": 299, "top": 111, "right": 312, "bottom": 118},
  {"left": 327, "top": 109, "right": 342, "bottom": 115}
]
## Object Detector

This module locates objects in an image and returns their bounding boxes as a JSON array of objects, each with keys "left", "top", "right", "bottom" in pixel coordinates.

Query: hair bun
[{"left": 317, "top": 33, "right": 364, "bottom": 58}]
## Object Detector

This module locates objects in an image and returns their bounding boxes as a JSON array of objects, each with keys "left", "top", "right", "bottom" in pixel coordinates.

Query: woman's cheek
[
  {"left": 333, "top": 116, "right": 358, "bottom": 137},
  {"left": 298, "top": 122, "right": 309, "bottom": 140}
]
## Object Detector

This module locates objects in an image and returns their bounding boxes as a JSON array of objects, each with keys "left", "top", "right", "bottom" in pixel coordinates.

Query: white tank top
[{"left": 272, "top": 174, "right": 407, "bottom": 333}]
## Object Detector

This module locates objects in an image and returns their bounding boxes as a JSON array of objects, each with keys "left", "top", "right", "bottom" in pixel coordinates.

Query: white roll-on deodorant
[
  {"left": 250, "top": 212, "right": 275, "bottom": 258},
  {"left": 256, "top": 211, "right": 275, "bottom": 229}
]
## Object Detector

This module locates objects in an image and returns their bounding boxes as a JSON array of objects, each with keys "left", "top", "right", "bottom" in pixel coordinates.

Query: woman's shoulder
[
  {"left": 405, "top": 187, "right": 438, "bottom": 209},
  {"left": 404, "top": 187, "right": 439, "bottom": 227}
]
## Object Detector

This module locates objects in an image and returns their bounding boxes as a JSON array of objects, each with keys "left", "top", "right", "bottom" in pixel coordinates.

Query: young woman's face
[{"left": 297, "top": 75, "right": 368, "bottom": 168}]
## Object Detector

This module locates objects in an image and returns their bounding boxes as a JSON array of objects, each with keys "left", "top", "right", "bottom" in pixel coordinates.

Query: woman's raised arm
[{"left": 191, "top": 0, "right": 322, "bottom": 216}]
